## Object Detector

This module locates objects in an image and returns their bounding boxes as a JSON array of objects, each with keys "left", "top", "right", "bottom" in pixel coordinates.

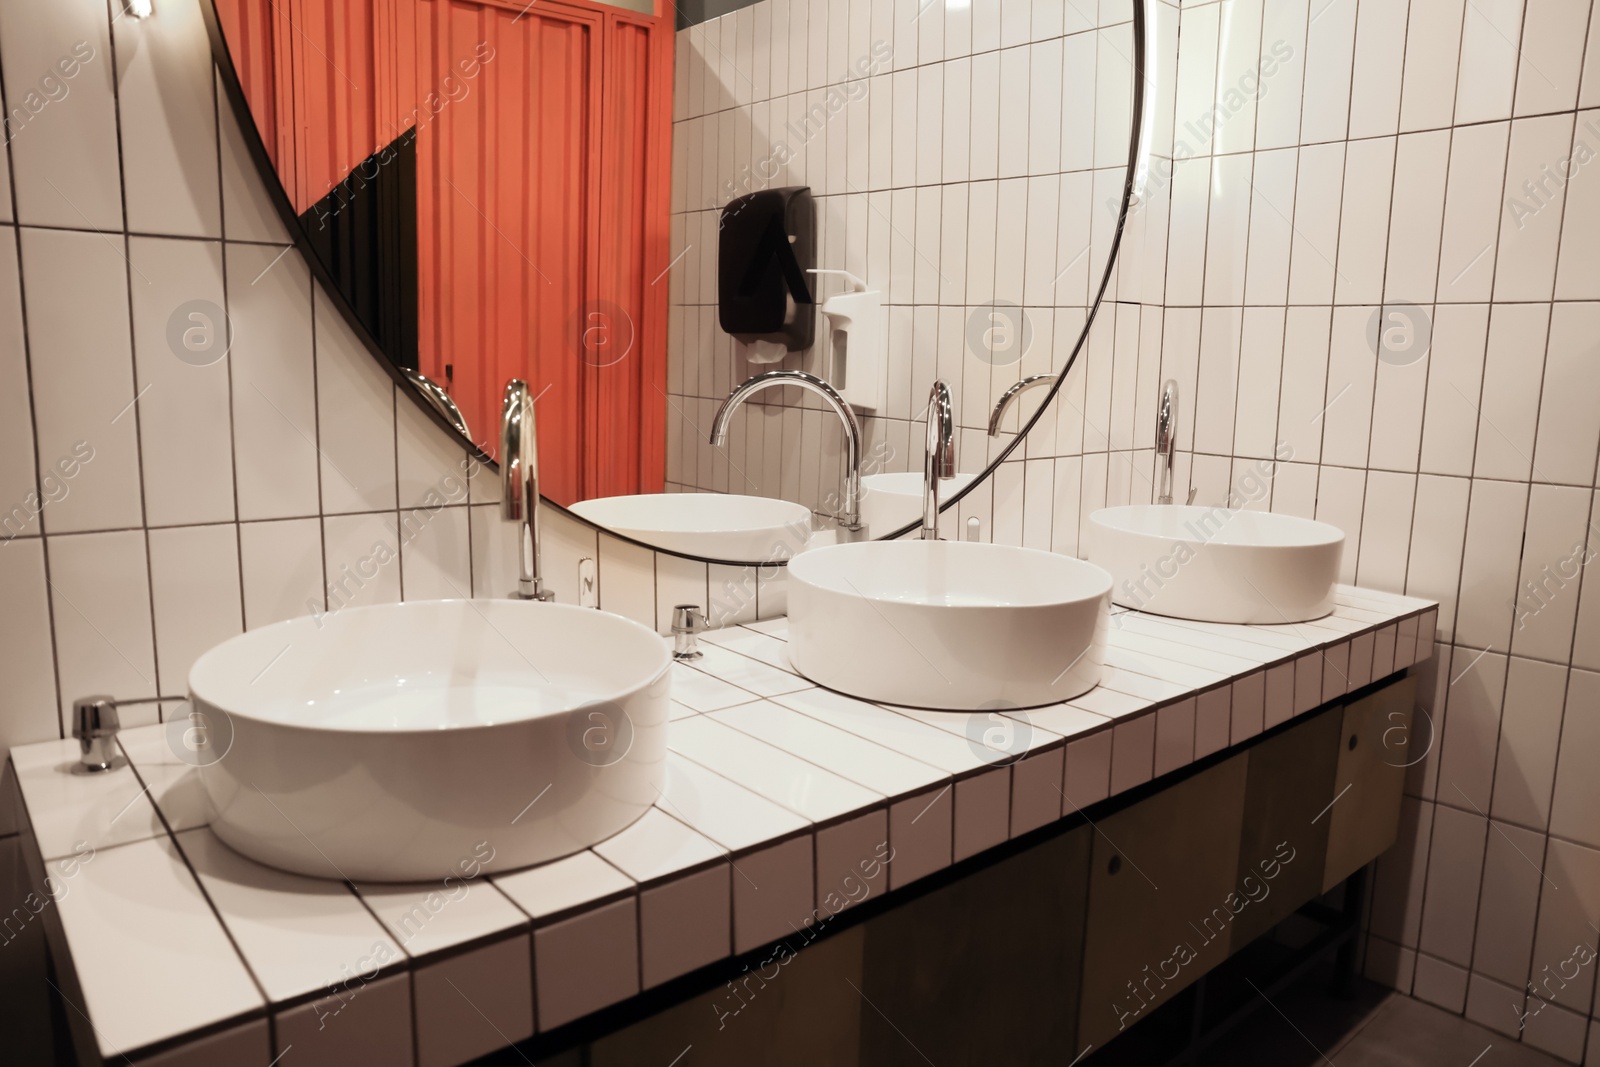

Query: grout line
[{"left": 101, "top": 0, "right": 169, "bottom": 718}]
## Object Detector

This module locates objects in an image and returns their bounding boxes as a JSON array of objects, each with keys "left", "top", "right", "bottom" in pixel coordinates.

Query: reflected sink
[
  {"left": 1087, "top": 505, "right": 1344, "bottom": 624},
  {"left": 189, "top": 600, "right": 670, "bottom": 881},
  {"left": 787, "top": 541, "right": 1111, "bottom": 710},
  {"left": 858, "top": 472, "right": 978, "bottom": 538},
  {"left": 570, "top": 493, "right": 811, "bottom": 561}
]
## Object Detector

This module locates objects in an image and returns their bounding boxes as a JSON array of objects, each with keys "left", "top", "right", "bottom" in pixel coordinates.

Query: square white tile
[
  {"left": 413, "top": 934, "right": 534, "bottom": 1067},
  {"left": 532, "top": 897, "right": 639, "bottom": 1031},
  {"left": 273, "top": 972, "right": 413, "bottom": 1067},
  {"left": 48, "top": 530, "right": 159, "bottom": 717},
  {"left": 639, "top": 863, "right": 731, "bottom": 988},
  {"left": 814, "top": 808, "right": 890, "bottom": 916},
  {"left": 953, "top": 766, "right": 1011, "bottom": 862},
  {"left": 730, "top": 834, "right": 815, "bottom": 954},
  {"left": 888, "top": 785, "right": 953, "bottom": 889},
  {"left": 1010, "top": 745, "right": 1065, "bottom": 836}
]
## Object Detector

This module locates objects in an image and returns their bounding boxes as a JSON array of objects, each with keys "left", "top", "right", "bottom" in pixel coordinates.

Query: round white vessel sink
[
  {"left": 1087, "top": 505, "right": 1344, "bottom": 624},
  {"left": 858, "top": 472, "right": 978, "bottom": 538},
  {"left": 570, "top": 493, "right": 811, "bottom": 561},
  {"left": 189, "top": 601, "right": 670, "bottom": 881},
  {"left": 787, "top": 541, "right": 1111, "bottom": 710}
]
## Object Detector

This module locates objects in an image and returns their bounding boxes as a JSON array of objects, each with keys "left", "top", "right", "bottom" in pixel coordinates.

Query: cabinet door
[
  {"left": 857, "top": 825, "right": 1093, "bottom": 1067},
  {"left": 588, "top": 926, "right": 868, "bottom": 1067},
  {"left": 1230, "top": 705, "right": 1341, "bottom": 947},
  {"left": 1323, "top": 676, "right": 1416, "bottom": 892},
  {"left": 1077, "top": 754, "right": 1249, "bottom": 1050}
]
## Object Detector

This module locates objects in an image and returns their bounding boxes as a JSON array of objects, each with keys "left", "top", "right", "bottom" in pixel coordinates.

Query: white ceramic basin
[
  {"left": 570, "top": 493, "right": 811, "bottom": 561},
  {"left": 1087, "top": 505, "right": 1344, "bottom": 624},
  {"left": 189, "top": 600, "right": 670, "bottom": 881},
  {"left": 858, "top": 472, "right": 978, "bottom": 538},
  {"left": 787, "top": 541, "right": 1112, "bottom": 710}
]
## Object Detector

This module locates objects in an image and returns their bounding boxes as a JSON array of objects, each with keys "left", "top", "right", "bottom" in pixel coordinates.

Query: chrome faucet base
[{"left": 70, "top": 745, "right": 127, "bottom": 776}]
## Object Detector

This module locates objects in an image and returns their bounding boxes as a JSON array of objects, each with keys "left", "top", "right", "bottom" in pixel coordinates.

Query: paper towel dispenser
[{"left": 718, "top": 186, "right": 815, "bottom": 352}]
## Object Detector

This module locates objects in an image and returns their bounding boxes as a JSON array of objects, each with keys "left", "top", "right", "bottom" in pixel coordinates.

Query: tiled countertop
[{"left": 9, "top": 586, "right": 1438, "bottom": 1067}]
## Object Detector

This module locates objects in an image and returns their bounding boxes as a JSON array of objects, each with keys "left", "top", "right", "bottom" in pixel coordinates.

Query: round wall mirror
[{"left": 203, "top": 0, "right": 1144, "bottom": 564}]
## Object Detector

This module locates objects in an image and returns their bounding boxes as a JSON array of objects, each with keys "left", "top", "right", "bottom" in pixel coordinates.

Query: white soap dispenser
[{"left": 807, "top": 269, "right": 886, "bottom": 412}]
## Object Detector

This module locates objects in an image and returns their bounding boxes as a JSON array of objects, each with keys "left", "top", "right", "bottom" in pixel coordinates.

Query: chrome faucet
[
  {"left": 922, "top": 380, "right": 955, "bottom": 540},
  {"left": 1155, "top": 379, "right": 1178, "bottom": 505},
  {"left": 710, "top": 370, "right": 862, "bottom": 532},
  {"left": 988, "top": 374, "right": 1059, "bottom": 436},
  {"left": 403, "top": 368, "right": 471, "bottom": 441},
  {"left": 500, "top": 379, "right": 553, "bottom": 601}
]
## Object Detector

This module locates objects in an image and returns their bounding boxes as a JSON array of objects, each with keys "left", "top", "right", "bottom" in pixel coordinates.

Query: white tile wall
[
  {"left": 2, "top": 0, "right": 1594, "bottom": 1057},
  {"left": 667, "top": 0, "right": 1142, "bottom": 522},
  {"left": 0, "top": 0, "right": 777, "bottom": 821},
  {"left": 1110, "top": 0, "right": 1600, "bottom": 1056}
]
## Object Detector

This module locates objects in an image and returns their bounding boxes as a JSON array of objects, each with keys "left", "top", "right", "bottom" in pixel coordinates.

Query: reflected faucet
[
  {"left": 403, "top": 368, "right": 471, "bottom": 441},
  {"left": 1155, "top": 379, "right": 1178, "bottom": 506},
  {"left": 709, "top": 370, "right": 862, "bottom": 532},
  {"left": 500, "top": 379, "right": 553, "bottom": 601},
  {"left": 987, "top": 374, "right": 1059, "bottom": 436},
  {"left": 922, "top": 380, "right": 955, "bottom": 540}
]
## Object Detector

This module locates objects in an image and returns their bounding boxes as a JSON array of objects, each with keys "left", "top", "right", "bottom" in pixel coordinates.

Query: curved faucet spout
[
  {"left": 709, "top": 370, "right": 863, "bottom": 531},
  {"left": 987, "top": 374, "right": 1059, "bottom": 436}
]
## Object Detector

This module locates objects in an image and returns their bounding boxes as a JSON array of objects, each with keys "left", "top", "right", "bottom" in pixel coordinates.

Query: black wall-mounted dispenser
[{"left": 718, "top": 186, "right": 815, "bottom": 351}]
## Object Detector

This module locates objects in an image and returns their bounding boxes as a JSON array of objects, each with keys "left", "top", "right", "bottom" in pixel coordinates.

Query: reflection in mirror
[
  {"left": 208, "top": 0, "right": 1140, "bottom": 563},
  {"left": 212, "top": 0, "right": 674, "bottom": 511},
  {"left": 402, "top": 368, "right": 471, "bottom": 439}
]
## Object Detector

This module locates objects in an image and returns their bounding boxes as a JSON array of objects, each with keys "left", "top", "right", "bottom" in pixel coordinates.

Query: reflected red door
[{"left": 215, "top": 0, "right": 671, "bottom": 504}]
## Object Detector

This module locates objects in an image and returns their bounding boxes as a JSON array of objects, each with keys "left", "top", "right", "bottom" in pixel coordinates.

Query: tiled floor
[{"left": 1203, "top": 970, "right": 1570, "bottom": 1067}]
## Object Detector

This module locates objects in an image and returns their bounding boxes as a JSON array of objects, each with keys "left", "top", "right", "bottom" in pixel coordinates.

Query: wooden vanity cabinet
[
  {"left": 1228, "top": 705, "right": 1341, "bottom": 947},
  {"left": 856, "top": 824, "right": 1093, "bottom": 1066},
  {"left": 568, "top": 677, "right": 1419, "bottom": 1066},
  {"left": 1323, "top": 677, "right": 1416, "bottom": 892},
  {"left": 1076, "top": 755, "right": 1250, "bottom": 1049}
]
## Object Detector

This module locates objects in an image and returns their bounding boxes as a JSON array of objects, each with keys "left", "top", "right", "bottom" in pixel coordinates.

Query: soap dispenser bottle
[{"left": 807, "top": 269, "right": 886, "bottom": 412}]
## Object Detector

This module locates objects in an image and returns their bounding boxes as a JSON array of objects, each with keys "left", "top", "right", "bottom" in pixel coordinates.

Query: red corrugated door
[{"left": 214, "top": 0, "right": 671, "bottom": 505}]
